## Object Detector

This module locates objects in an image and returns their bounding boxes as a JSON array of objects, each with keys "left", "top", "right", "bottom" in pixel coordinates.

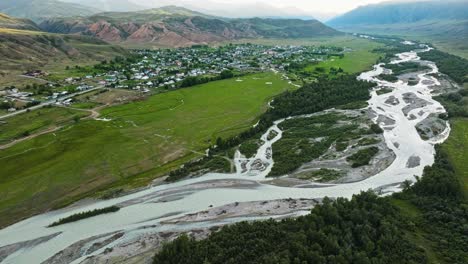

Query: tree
[{"left": 220, "top": 70, "right": 234, "bottom": 79}]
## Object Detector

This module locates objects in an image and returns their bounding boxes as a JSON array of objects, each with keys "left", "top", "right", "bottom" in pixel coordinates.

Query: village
[{"left": 0, "top": 44, "right": 344, "bottom": 115}]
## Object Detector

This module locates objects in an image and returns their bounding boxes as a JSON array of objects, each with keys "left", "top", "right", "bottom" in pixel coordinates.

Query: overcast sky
[
  {"left": 210, "top": 0, "right": 388, "bottom": 13},
  {"left": 130, "top": 0, "right": 398, "bottom": 19}
]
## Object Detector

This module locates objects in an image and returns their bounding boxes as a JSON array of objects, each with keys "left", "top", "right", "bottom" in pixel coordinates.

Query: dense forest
[
  {"left": 153, "top": 191, "right": 427, "bottom": 264},
  {"left": 419, "top": 50, "right": 468, "bottom": 84},
  {"left": 435, "top": 88, "right": 468, "bottom": 118}
]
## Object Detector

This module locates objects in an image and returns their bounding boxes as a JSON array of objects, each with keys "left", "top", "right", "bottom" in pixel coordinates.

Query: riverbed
[{"left": 0, "top": 43, "right": 452, "bottom": 264}]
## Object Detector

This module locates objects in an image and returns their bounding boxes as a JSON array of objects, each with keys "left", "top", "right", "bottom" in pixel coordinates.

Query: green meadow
[
  {"left": 442, "top": 118, "right": 468, "bottom": 198},
  {"left": 0, "top": 72, "right": 293, "bottom": 227},
  {"left": 305, "top": 39, "right": 383, "bottom": 74},
  {"left": 0, "top": 107, "right": 89, "bottom": 145}
]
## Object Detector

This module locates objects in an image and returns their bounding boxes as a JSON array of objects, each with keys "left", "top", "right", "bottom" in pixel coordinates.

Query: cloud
[{"left": 131, "top": 0, "right": 390, "bottom": 14}]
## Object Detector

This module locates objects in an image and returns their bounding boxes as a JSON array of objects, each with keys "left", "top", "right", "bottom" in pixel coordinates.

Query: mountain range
[
  {"left": 327, "top": 0, "right": 468, "bottom": 58},
  {"left": 327, "top": 0, "right": 468, "bottom": 37},
  {"left": 39, "top": 6, "right": 341, "bottom": 47},
  {"left": 60, "top": 0, "right": 336, "bottom": 21}
]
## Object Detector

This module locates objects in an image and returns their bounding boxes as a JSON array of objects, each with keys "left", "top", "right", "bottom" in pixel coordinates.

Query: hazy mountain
[
  {"left": 131, "top": 0, "right": 337, "bottom": 21},
  {"left": 0, "top": 13, "right": 40, "bottom": 31},
  {"left": 0, "top": 0, "right": 98, "bottom": 22},
  {"left": 40, "top": 6, "right": 341, "bottom": 47},
  {"left": 327, "top": 0, "right": 468, "bottom": 27},
  {"left": 326, "top": 0, "right": 468, "bottom": 58},
  {"left": 61, "top": 0, "right": 146, "bottom": 12}
]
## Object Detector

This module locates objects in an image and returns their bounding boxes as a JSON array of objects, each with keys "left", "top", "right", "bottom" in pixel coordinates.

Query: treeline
[
  {"left": 180, "top": 70, "right": 236, "bottom": 88},
  {"left": 419, "top": 50, "right": 468, "bottom": 84},
  {"left": 48, "top": 206, "right": 120, "bottom": 227},
  {"left": 373, "top": 39, "right": 416, "bottom": 63},
  {"left": 346, "top": 146, "right": 379, "bottom": 168},
  {"left": 435, "top": 88, "right": 468, "bottom": 118},
  {"left": 153, "top": 192, "right": 427, "bottom": 264},
  {"left": 264, "top": 75, "right": 374, "bottom": 119},
  {"left": 384, "top": 62, "right": 430, "bottom": 75},
  {"left": 167, "top": 157, "right": 230, "bottom": 182}
]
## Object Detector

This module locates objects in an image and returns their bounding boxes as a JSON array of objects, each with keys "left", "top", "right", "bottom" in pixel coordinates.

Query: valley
[
  {"left": 327, "top": 0, "right": 468, "bottom": 59},
  {"left": 0, "top": 1, "right": 467, "bottom": 263},
  {"left": 0, "top": 39, "right": 460, "bottom": 263}
]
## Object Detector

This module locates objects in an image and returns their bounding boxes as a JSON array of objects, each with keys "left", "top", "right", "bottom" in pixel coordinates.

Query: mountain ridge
[
  {"left": 0, "top": 0, "right": 98, "bottom": 23},
  {"left": 0, "top": 13, "right": 40, "bottom": 30},
  {"left": 327, "top": 0, "right": 468, "bottom": 26},
  {"left": 39, "top": 6, "right": 342, "bottom": 47}
]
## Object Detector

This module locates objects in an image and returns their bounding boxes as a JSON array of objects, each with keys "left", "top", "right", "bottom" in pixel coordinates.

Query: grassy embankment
[{"left": 0, "top": 72, "right": 293, "bottom": 228}]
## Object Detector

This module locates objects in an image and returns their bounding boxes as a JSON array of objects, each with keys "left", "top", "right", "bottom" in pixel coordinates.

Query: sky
[
  {"left": 130, "top": 0, "right": 395, "bottom": 20},
  {"left": 207, "top": 0, "right": 388, "bottom": 13}
]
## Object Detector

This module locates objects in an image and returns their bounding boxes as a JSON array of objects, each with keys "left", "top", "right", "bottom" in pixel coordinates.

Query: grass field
[
  {"left": 0, "top": 72, "right": 293, "bottom": 227},
  {"left": 442, "top": 118, "right": 468, "bottom": 199},
  {"left": 305, "top": 49, "right": 379, "bottom": 74},
  {"left": 0, "top": 107, "right": 89, "bottom": 145}
]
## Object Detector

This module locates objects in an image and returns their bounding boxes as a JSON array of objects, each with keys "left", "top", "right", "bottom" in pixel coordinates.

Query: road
[{"left": 0, "top": 87, "right": 103, "bottom": 120}]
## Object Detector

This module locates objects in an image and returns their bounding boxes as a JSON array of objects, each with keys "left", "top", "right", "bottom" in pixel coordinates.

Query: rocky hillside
[
  {"left": 0, "top": 31, "right": 127, "bottom": 73},
  {"left": 39, "top": 6, "right": 341, "bottom": 47}
]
